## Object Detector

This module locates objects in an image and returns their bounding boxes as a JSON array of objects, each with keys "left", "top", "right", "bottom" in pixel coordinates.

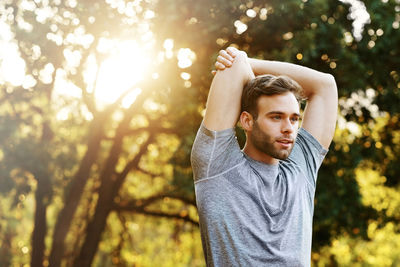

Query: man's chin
[
  {"left": 272, "top": 153, "right": 289, "bottom": 160},
  {"left": 273, "top": 147, "right": 293, "bottom": 160},
  {"left": 254, "top": 142, "right": 293, "bottom": 161}
]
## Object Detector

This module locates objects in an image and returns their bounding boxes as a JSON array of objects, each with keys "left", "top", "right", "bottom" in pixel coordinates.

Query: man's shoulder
[
  {"left": 191, "top": 123, "right": 243, "bottom": 182},
  {"left": 295, "top": 127, "right": 328, "bottom": 156},
  {"left": 285, "top": 127, "right": 328, "bottom": 186}
]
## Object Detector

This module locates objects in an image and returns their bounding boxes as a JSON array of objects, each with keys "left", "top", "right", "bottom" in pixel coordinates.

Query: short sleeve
[
  {"left": 190, "top": 123, "right": 243, "bottom": 182},
  {"left": 287, "top": 128, "right": 328, "bottom": 187}
]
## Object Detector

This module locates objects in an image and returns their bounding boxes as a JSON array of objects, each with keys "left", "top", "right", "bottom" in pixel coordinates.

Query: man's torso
[{"left": 191, "top": 124, "right": 327, "bottom": 266}]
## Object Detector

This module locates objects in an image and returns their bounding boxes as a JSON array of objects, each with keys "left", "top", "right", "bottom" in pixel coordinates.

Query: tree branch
[
  {"left": 113, "top": 189, "right": 198, "bottom": 227},
  {"left": 117, "top": 206, "right": 199, "bottom": 226},
  {"left": 113, "top": 191, "right": 197, "bottom": 216},
  {"left": 73, "top": 38, "right": 101, "bottom": 116}
]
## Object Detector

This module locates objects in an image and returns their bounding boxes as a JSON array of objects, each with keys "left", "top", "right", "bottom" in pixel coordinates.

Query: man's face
[{"left": 248, "top": 93, "right": 300, "bottom": 160}]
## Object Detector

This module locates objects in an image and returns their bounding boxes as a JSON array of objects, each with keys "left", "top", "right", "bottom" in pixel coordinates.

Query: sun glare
[
  {"left": 93, "top": 40, "right": 151, "bottom": 106},
  {"left": 0, "top": 22, "right": 25, "bottom": 86}
]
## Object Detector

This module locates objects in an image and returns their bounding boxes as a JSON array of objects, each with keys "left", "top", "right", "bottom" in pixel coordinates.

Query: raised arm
[
  {"left": 248, "top": 58, "right": 338, "bottom": 149},
  {"left": 203, "top": 48, "right": 255, "bottom": 131}
]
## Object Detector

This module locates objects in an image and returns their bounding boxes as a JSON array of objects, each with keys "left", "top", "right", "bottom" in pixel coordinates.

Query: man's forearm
[
  {"left": 248, "top": 58, "right": 335, "bottom": 98},
  {"left": 203, "top": 50, "right": 254, "bottom": 131}
]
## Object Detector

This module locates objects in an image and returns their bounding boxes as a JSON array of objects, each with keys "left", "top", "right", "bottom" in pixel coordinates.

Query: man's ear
[{"left": 239, "top": 111, "right": 254, "bottom": 131}]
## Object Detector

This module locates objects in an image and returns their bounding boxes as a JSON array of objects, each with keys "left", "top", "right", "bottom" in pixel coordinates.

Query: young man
[{"left": 191, "top": 47, "right": 338, "bottom": 266}]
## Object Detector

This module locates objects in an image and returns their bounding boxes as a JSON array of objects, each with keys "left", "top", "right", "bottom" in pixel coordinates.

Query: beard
[{"left": 250, "top": 121, "right": 295, "bottom": 160}]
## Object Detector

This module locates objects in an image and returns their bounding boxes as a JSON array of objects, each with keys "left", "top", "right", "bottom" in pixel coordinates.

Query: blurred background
[{"left": 0, "top": 0, "right": 399, "bottom": 266}]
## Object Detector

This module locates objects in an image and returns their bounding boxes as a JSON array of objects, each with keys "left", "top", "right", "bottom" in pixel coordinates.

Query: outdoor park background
[{"left": 0, "top": 0, "right": 399, "bottom": 266}]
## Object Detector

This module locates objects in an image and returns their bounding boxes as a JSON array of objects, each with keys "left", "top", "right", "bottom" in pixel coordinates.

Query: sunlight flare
[{"left": 94, "top": 40, "right": 151, "bottom": 105}]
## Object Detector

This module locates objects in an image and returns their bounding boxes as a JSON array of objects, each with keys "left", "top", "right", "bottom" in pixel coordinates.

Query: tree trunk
[
  {"left": 0, "top": 229, "right": 13, "bottom": 267},
  {"left": 49, "top": 116, "right": 105, "bottom": 267},
  {"left": 31, "top": 122, "right": 53, "bottom": 267},
  {"left": 71, "top": 93, "right": 150, "bottom": 266},
  {"left": 72, "top": 188, "right": 114, "bottom": 266},
  {"left": 31, "top": 178, "right": 49, "bottom": 267},
  {"left": 72, "top": 122, "right": 128, "bottom": 266},
  {"left": 73, "top": 119, "right": 151, "bottom": 266}
]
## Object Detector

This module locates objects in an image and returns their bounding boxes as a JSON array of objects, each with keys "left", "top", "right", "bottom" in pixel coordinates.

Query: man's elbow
[
  {"left": 320, "top": 73, "right": 338, "bottom": 96},
  {"left": 323, "top": 73, "right": 337, "bottom": 88}
]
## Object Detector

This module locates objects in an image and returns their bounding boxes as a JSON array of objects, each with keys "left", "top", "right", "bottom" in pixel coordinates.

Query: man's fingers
[
  {"left": 218, "top": 50, "right": 234, "bottom": 62},
  {"left": 215, "top": 62, "right": 226, "bottom": 70},
  {"left": 217, "top": 55, "right": 233, "bottom": 67},
  {"left": 226, "top": 47, "right": 238, "bottom": 57},
  {"left": 214, "top": 47, "right": 240, "bottom": 71}
]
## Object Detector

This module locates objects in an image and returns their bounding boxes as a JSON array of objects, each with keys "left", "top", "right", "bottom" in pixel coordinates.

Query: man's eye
[
  {"left": 291, "top": 117, "right": 299, "bottom": 122},
  {"left": 272, "top": 115, "right": 281, "bottom": 120}
]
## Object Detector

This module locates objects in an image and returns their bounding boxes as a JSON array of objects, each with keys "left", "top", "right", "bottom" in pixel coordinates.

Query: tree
[{"left": 1, "top": 0, "right": 200, "bottom": 266}]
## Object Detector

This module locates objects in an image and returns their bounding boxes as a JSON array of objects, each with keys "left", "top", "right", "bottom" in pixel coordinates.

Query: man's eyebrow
[{"left": 266, "top": 111, "right": 301, "bottom": 117}]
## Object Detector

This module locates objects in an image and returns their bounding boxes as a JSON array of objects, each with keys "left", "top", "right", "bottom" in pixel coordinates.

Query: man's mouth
[{"left": 276, "top": 139, "right": 293, "bottom": 148}]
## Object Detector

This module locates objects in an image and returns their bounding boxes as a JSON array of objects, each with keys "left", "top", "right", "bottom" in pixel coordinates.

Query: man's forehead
[{"left": 257, "top": 93, "right": 300, "bottom": 114}]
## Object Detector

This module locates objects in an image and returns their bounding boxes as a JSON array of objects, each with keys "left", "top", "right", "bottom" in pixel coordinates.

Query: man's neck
[{"left": 243, "top": 143, "right": 279, "bottom": 165}]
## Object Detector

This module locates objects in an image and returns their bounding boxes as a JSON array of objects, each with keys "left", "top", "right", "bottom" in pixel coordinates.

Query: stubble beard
[{"left": 250, "top": 121, "right": 295, "bottom": 160}]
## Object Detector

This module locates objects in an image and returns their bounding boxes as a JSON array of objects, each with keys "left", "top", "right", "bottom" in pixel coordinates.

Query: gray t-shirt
[{"left": 191, "top": 123, "right": 328, "bottom": 267}]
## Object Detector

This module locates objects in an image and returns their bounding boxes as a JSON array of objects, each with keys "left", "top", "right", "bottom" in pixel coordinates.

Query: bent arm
[
  {"left": 203, "top": 51, "right": 255, "bottom": 131},
  {"left": 249, "top": 58, "right": 338, "bottom": 149}
]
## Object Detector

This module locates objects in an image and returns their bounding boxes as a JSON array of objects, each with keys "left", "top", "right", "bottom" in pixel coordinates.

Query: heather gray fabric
[{"left": 191, "top": 123, "right": 328, "bottom": 267}]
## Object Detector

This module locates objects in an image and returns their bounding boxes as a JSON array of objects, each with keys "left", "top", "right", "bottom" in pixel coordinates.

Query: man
[{"left": 191, "top": 46, "right": 338, "bottom": 266}]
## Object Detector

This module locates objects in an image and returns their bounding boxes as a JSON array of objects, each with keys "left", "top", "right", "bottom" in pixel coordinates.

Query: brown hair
[{"left": 241, "top": 74, "right": 304, "bottom": 119}]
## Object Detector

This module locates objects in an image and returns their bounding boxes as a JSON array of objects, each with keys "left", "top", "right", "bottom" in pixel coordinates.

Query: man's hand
[{"left": 212, "top": 47, "right": 239, "bottom": 75}]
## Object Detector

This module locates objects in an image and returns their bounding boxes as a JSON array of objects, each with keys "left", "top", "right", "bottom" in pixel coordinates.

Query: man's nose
[{"left": 281, "top": 118, "right": 294, "bottom": 133}]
